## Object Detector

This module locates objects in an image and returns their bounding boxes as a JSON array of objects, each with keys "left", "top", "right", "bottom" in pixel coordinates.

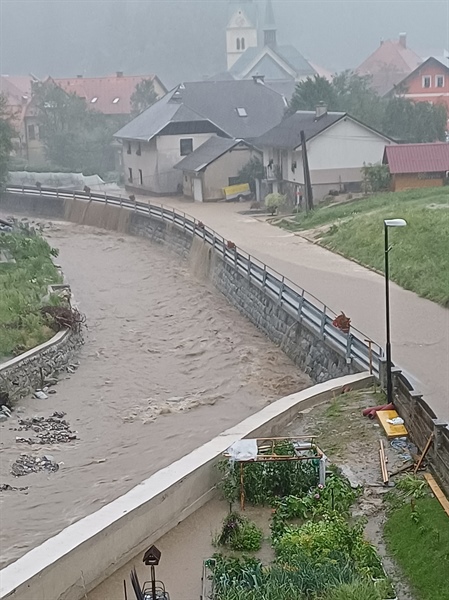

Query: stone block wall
[{"left": 0, "top": 329, "right": 83, "bottom": 402}]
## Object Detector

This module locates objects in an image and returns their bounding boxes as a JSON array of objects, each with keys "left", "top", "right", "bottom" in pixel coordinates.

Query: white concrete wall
[
  {"left": 0, "top": 373, "right": 371, "bottom": 600},
  {"left": 202, "top": 145, "right": 259, "bottom": 201}
]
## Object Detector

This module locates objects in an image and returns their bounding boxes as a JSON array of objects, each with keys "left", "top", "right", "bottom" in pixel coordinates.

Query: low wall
[
  {"left": 0, "top": 328, "right": 83, "bottom": 402},
  {"left": 0, "top": 372, "right": 372, "bottom": 600}
]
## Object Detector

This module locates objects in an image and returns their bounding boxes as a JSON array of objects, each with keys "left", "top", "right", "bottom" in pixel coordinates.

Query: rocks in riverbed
[
  {"left": 0, "top": 483, "right": 29, "bottom": 492},
  {"left": 13, "top": 412, "right": 78, "bottom": 445},
  {"left": 11, "top": 454, "right": 59, "bottom": 477}
]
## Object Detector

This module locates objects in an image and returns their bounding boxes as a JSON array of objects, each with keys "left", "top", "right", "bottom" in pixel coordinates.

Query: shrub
[
  {"left": 215, "top": 512, "right": 263, "bottom": 552},
  {"left": 361, "top": 163, "right": 391, "bottom": 193},
  {"left": 324, "top": 581, "right": 381, "bottom": 600},
  {"left": 265, "top": 193, "right": 286, "bottom": 215}
]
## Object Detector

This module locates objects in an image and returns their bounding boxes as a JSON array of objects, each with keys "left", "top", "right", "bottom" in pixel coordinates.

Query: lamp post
[{"left": 384, "top": 218, "right": 407, "bottom": 405}]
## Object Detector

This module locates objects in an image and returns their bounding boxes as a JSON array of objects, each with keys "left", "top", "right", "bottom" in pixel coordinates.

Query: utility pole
[{"left": 300, "top": 130, "right": 313, "bottom": 212}]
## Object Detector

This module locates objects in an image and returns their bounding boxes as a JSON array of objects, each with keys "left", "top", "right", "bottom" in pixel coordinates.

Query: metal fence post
[
  {"left": 298, "top": 289, "right": 305, "bottom": 320},
  {"left": 320, "top": 307, "right": 326, "bottom": 338},
  {"left": 278, "top": 276, "right": 285, "bottom": 304},
  {"left": 346, "top": 333, "right": 353, "bottom": 364}
]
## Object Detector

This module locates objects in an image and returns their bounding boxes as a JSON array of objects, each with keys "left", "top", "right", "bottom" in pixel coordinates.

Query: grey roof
[
  {"left": 255, "top": 111, "right": 345, "bottom": 149},
  {"left": 115, "top": 80, "right": 287, "bottom": 142},
  {"left": 227, "top": 0, "right": 258, "bottom": 27},
  {"left": 265, "top": 80, "right": 296, "bottom": 99},
  {"left": 174, "top": 137, "right": 248, "bottom": 172},
  {"left": 230, "top": 45, "right": 316, "bottom": 79}
]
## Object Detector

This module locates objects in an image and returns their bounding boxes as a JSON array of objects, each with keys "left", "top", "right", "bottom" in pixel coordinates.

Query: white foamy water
[{"left": 0, "top": 221, "right": 311, "bottom": 567}]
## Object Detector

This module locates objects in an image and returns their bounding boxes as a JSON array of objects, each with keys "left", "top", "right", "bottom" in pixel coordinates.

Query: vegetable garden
[{"left": 205, "top": 439, "right": 396, "bottom": 600}]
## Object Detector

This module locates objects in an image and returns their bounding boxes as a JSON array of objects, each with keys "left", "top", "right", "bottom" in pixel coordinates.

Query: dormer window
[
  {"left": 91, "top": 97, "right": 98, "bottom": 103},
  {"left": 112, "top": 97, "right": 120, "bottom": 104},
  {"left": 237, "top": 107, "right": 247, "bottom": 117}
]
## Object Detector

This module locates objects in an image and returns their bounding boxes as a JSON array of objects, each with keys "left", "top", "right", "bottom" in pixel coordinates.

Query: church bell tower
[{"left": 226, "top": 1, "right": 258, "bottom": 69}]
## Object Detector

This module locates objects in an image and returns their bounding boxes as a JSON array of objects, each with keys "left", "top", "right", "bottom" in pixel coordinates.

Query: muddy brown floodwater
[{"left": 0, "top": 221, "right": 311, "bottom": 568}]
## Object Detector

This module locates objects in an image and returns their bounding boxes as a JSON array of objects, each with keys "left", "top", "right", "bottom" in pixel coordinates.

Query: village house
[
  {"left": 255, "top": 104, "right": 395, "bottom": 202},
  {"left": 387, "top": 57, "right": 449, "bottom": 130},
  {"left": 174, "top": 137, "right": 260, "bottom": 202},
  {"left": 114, "top": 79, "right": 287, "bottom": 195},
  {"left": 1, "top": 72, "right": 166, "bottom": 167},
  {"left": 356, "top": 33, "right": 422, "bottom": 96},
  {"left": 383, "top": 143, "right": 449, "bottom": 191}
]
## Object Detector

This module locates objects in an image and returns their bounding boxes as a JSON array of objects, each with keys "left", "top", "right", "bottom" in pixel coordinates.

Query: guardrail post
[
  {"left": 262, "top": 265, "right": 267, "bottom": 288},
  {"left": 320, "top": 307, "right": 326, "bottom": 338},
  {"left": 247, "top": 256, "right": 252, "bottom": 280},
  {"left": 345, "top": 333, "right": 353, "bottom": 365},
  {"left": 105, "top": 192, "right": 108, "bottom": 205},
  {"left": 297, "top": 289, "right": 305, "bottom": 320},
  {"left": 183, "top": 213, "right": 186, "bottom": 233},
  {"left": 278, "top": 276, "right": 285, "bottom": 305},
  {"left": 56, "top": 189, "right": 59, "bottom": 199}
]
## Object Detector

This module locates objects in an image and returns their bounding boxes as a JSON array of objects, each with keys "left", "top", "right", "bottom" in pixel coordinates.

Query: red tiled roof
[
  {"left": 356, "top": 39, "right": 422, "bottom": 95},
  {"left": 0, "top": 75, "right": 33, "bottom": 105},
  {"left": 384, "top": 143, "right": 449, "bottom": 174},
  {"left": 54, "top": 74, "right": 163, "bottom": 115}
]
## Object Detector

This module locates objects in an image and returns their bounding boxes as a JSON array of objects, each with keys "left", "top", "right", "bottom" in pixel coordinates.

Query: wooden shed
[{"left": 383, "top": 143, "right": 449, "bottom": 191}]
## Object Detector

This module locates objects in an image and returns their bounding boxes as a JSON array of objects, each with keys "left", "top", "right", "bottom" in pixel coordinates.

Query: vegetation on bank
[
  {"left": 280, "top": 187, "right": 449, "bottom": 306},
  {"left": 384, "top": 475, "right": 449, "bottom": 600},
  {"left": 0, "top": 229, "right": 62, "bottom": 358}
]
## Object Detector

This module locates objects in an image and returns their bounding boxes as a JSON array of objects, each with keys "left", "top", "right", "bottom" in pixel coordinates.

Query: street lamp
[{"left": 384, "top": 218, "right": 407, "bottom": 405}]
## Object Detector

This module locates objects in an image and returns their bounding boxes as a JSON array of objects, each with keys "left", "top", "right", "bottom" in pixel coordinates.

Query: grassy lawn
[
  {"left": 280, "top": 188, "right": 449, "bottom": 306},
  {"left": 0, "top": 230, "right": 61, "bottom": 359},
  {"left": 384, "top": 496, "right": 449, "bottom": 600}
]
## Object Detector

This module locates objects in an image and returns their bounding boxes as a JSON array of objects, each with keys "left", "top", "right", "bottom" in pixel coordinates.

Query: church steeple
[
  {"left": 263, "top": 0, "right": 277, "bottom": 47},
  {"left": 226, "top": 1, "right": 258, "bottom": 69}
]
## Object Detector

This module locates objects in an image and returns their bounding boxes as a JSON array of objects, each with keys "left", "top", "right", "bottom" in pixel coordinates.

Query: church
[{"left": 225, "top": 0, "right": 318, "bottom": 85}]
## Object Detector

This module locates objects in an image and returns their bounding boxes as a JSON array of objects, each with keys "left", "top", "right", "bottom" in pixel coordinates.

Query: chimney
[
  {"left": 399, "top": 33, "right": 406, "bottom": 48},
  {"left": 380, "top": 38, "right": 384, "bottom": 46},
  {"left": 315, "top": 102, "right": 327, "bottom": 119},
  {"left": 252, "top": 74, "right": 265, "bottom": 84},
  {"left": 116, "top": 71, "right": 124, "bottom": 78},
  {"left": 76, "top": 74, "right": 83, "bottom": 78}
]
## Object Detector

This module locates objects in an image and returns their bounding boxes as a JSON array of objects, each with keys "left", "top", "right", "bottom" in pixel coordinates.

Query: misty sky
[{"left": 0, "top": 0, "right": 448, "bottom": 87}]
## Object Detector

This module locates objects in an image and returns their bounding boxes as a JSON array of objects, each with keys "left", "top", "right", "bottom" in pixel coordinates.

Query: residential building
[
  {"left": 356, "top": 34, "right": 422, "bottom": 96},
  {"left": 387, "top": 57, "right": 449, "bottom": 128},
  {"left": 0, "top": 75, "right": 35, "bottom": 158},
  {"left": 114, "top": 79, "right": 287, "bottom": 195},
  {"left": 255, "top": 105, "right": 395, "bottom": 202},
  {"left": 174, "top": 137, "right": 260, "bottom": 202},
  {"left": 383, "top": 143, "right": 449, "bottom": 191},
  {"left": 54, "top": 72, "right": 166, "bottom": 116}
]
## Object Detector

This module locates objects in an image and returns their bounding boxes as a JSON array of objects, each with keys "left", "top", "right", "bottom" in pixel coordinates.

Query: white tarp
[{"left": 226, "top": 439, "right": 258, "bottom": 461}]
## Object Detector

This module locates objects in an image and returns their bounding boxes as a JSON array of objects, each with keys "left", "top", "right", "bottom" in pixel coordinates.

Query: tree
[
  {"left": 288, "top": 76, "right": 338, "bottom": 115},
  {"left": 265, "top": 193, "right": 286, "bottom": 215},
  {"left": 130, "top": 78, "right": 158, "bottom": 117},
  {"left": 235, "top": 156, "right": 264, "bottom": 194},
  {"left": 0, "top": 94, "right": 14, "bottom": 189},
  {"left": 288, "top": 71, "right": 447, "bottom": 143},
  {"left": 31, "top": 80, "right": 123, "bottom": 176}
]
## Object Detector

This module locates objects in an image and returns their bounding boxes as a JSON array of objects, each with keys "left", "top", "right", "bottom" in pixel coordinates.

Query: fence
[{"left": 3, "top": 184, "right": 382, "bottom": 377}]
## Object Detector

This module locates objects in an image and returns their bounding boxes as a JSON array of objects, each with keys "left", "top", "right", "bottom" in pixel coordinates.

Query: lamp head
[{"left": 384, "top": 219, "right": 407, "bottom": 228}]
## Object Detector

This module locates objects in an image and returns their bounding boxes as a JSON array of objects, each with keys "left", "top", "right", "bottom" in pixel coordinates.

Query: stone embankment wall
[{"left": 0, "top": 328, "right": 83, "bottom": 403}]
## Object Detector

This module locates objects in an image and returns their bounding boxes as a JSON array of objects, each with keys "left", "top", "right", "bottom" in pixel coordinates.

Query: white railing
[{"left": 3, "top": 185, "right": 383, "bottom": 376}]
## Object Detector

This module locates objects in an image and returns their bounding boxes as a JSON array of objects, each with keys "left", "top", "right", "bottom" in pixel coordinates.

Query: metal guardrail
[{"left": 4, "top": 185, "right": 384, "bottom": 376}]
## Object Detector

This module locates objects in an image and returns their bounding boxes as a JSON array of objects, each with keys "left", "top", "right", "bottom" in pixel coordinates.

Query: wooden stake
[
  {"left": 240, "top": 462, "right": 245, "bottom": 511},
  {"left": 413, "top": 433, "right": 434, "bottom": 475},
  {"left": 379, "top": 439, "right": 389, "bottom": 485}
]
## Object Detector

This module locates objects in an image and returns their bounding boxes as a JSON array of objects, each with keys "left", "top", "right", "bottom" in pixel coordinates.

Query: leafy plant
[
  {"left": 265, "top": 193, "right": 287, "bottom": 215},
  {"left": 215, "top": 512, "right": 263, "bottom": 552},
  {"left": 362, "top": 163, "right": 391, "bottom": 193}
]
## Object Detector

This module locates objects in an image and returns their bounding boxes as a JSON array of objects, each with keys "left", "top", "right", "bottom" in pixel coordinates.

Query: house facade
[
  {"left": 389, "top": 57, "right": 449, "bottom": 129},
  {"left": 256, "top": 106, "right": 395, "bottom": 202},
  {"left": 174, "top": 138, "right": 260, "bottom": 202},
  {"left": 383, "top": 143, "right": 449, "bottom": 191},
  {"left": 114, "top": 79, "right": 287, "bottom": 195},
  {"left": 356, "top": 34, "right": 422, "bottom": 96}
]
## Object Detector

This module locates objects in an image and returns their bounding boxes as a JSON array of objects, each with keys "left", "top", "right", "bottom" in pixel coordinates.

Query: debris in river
[
  {"left": 0, "top": 483, "right": 29, "bottom": 492},
  {"left": 11, "top": 454, "right": 59, "bottom": 477},
  {"left": 13, "top": 412, "right": 78, "bottom": 445}
]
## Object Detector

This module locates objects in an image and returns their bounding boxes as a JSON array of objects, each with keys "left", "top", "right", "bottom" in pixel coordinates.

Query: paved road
[{"left": 139, "top": 196, "right": 449, "bottom": 421}]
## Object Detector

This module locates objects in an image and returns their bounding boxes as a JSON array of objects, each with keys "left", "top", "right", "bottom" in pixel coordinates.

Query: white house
[
  {"left": 114, "top": 79, "right": 287, "bottom": 195},
  {"left": 255, "top": 105, "right": 396, "bottom": 202}
]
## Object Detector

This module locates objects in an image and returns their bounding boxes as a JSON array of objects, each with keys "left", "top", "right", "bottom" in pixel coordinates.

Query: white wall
[{"left": 226, "top": 9, "right": 258, "bottom": 69}]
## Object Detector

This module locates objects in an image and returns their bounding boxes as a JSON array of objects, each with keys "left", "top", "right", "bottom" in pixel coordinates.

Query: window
[
  {"left": 436, "top": 75, "right": 445, "bottom": 88},
  {"left": 127, "top": 142, "right": 131, "bottom": 154},
  {"left": 180, "top": 138, "right": 193, "bottom": 156},
  {"left": 112, "top": 97, "right": 120, "bottom": 104},
  {"left": 236, "top": 38, "right": 241, "bottom": 50},
  {"left": 91, "top": 97, "right": 98, "bottom": 104},
  {"left": 139, "top": 169, "right": 143, "bottom": 185},
  {"left": 136, "top": 142, "right": 141, "bottom": 156},
  {"left": 422, "top": 76, "right": 431, "bottom": 88},
  {"left": 237, "top": 107, "right": 247, "bottom": 117},
  {"left": 241, "top": 37, "right": 245, "bottom": 50},
  {"left": 27, "top": 124, "right": 36, "bottom": 141},
  {"left": 128, "top": 167, "right": 133, "bottom": 183}
]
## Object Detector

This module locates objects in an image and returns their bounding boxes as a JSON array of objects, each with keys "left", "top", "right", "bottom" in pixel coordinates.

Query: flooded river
[{"left": 0, "top": 221, "right": 311, "bottom": 568}]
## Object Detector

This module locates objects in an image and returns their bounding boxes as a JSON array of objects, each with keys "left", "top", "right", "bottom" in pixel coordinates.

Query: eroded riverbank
[{"left": 0, "top": 220, "right": 311, "bottom": 568}]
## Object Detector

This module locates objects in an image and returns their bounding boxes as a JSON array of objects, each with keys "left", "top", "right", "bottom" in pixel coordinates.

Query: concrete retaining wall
[{"left": 0, "top": 372, "right": 372, "bottom": 600}]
